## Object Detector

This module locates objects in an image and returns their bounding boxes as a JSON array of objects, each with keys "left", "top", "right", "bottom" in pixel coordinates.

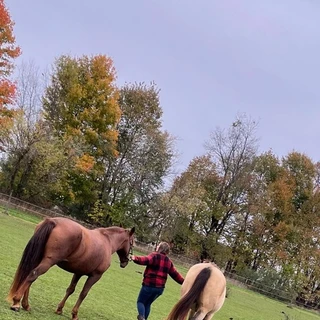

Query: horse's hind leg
[
  {"left": 188, "top": 306, "right": 197, "bottom": 319},
  {"left": 190, "top": 309, "right": 208, "bottom": 320},
  {"left": 56, "top": 274, "right": 82, "bottom": 315},
  {"left": 204, "top": 311, "right": 215, "bottom": 320},
  {"left": 21, "top": 287, "right": 31, "bottom": 311},
  {"left": 11, "top": 259, "right": 54, "bottom": 311}
]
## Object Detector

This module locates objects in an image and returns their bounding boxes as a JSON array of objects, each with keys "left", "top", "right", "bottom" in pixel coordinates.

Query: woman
[{"left": 131, "top": 241, "right": 184, "bottom": 320}]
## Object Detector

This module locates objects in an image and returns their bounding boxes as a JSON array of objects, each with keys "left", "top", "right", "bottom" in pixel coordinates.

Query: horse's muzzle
[{"left": 120, "top": 260, "right": 129, "bottom": 268}]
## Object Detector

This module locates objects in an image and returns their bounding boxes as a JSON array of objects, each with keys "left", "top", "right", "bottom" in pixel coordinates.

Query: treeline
[
  {"left": 1, "top": 0, "right": 320, "bottom": 309},
  {"left": 0, "top": 56, "right": 174, "bottom": 233}
]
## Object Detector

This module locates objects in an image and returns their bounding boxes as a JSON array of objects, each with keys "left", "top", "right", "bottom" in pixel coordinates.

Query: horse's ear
[{"left": 129, "top": 227, "right": 135, "bottom": 236}]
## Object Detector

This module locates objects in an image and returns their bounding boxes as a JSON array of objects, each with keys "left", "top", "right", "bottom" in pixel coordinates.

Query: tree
[
  {"left": 43, "top": 55, "right": 121, "bottom": 214},
  {"left": 204, "top": 114, "right": 258, "bottom": 237},
  {"left": 282, "top": 152, "right": 315, "bottom": 212},
  {"left": 15, "top": 60, "right": 47, "bottom": 124},
  {"left": 0, "top": 120, "right": 72, "bottom": 204},
  {"left": 90, "top": 83, "right": 176, "bottom": 234},
  {"left": 246, "top": 151, "right": 293, "bottom": 271},
  {"left": 243, "top": 151, "right": 320, "bottom": 305},
  {"left": 0, "top": 61, "right": 71, "bottom": 204},
  {"left": 43, "top": 55, "right": 120, "bottom": 159},
  {"left": 159, "top": 155, "right": 234, "bottom": 263},
  {"left": 201, "top": 114, "right": 258, "bottom": 271},
  {"left": 0, "top": 0, "right": 21, "bottom": 151}
]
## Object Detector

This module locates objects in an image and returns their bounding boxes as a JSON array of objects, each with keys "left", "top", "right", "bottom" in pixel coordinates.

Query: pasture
[{"left": 0, "top": 209, "right": 319, "bottom": 320}]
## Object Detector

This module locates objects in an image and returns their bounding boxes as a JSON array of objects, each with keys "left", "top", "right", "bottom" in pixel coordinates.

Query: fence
[
  {"left": 0, "top": 192, "right": 64, "bottom": 218},
  {"left": 0, "top": 192, "right": 93, "bottom": 228}
]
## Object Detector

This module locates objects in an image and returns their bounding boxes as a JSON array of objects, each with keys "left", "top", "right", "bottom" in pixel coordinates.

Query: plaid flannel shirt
[{"left": 133, "top": 252, "right": 184, "bottom": 288}]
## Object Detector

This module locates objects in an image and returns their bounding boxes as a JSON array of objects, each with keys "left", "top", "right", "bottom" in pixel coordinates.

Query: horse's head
[{"left": 117, "top": 227, "right": 135, "bottom": 268}]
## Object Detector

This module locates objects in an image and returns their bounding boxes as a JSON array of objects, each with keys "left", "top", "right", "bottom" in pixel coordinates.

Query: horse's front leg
[
  {"left": 56, "top": 274, "right": 82, "bottom": 315},
  {"left": 71, "top": 273, "right": 102, "bottom": 320}
]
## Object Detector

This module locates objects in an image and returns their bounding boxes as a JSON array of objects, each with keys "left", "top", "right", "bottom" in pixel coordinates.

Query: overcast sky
[{"left": 7, "top": 0, "right": 320, "bottom": 173}]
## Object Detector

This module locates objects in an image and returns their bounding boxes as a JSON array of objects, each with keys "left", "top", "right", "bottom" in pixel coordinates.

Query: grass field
[{"left": 0, "top": 208, "right": 320, "bottom": 320}]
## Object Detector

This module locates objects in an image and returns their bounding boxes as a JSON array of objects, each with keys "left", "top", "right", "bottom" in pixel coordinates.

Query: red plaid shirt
[{"left": 133, "top": 252, "right": 184, "bottom": 288}]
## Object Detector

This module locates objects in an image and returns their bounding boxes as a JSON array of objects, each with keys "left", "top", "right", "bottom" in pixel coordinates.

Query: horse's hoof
[
  {"left": 10, "top": 306, "right": 20, "bottom": 312},
  {"left": 22, "top": 305, "right": 31, "bottom": 311},
  {"left": 55, "top": 309, "right": 63, "bottom": 315}
]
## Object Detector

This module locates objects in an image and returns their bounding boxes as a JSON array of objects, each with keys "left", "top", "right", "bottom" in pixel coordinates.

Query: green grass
[
  {"left": 0, "top": 205, "right": 42, "bottom": 224},
  {"left": 0, "top": 210, "right": 320, "bottom": 320}
]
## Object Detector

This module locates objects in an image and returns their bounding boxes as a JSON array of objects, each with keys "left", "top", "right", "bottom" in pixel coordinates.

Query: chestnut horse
[
  {"left": 7, "top": 217, "right": 135, "bottom": 320},
  {"left": 167, "top": 262, "right": 226, "bottom": 320}
]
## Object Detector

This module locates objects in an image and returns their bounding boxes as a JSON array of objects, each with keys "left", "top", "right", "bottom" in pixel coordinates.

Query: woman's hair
[{"left": 156, "top": 242, "right": 170, "bottom": 254}]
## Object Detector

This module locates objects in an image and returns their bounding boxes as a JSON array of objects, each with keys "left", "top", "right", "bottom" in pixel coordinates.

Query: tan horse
[
  {"left": 167, "top": 263, "right": 226, "bottom": 320},
  {"left": 7, "top": 217, "right": 135, "bottom": 320}
]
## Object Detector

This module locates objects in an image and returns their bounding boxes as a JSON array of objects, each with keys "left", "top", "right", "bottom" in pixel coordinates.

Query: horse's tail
[
  {"left": 7, "top": 218, "right": 56, "bottom": 302},
  {"left": 167, "top": 267, "right": 211, "bottom": 320}
]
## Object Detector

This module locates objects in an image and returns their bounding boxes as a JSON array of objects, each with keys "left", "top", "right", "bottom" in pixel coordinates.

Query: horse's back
[
  {"left": 43, "top": 217, "right": 111, "bottom": 273},
  {"left": 184, "top": 262, "right": 226, "bottom": 287},
  {"left": 44, "top": 217, "right": 84, "bottom": 239}
]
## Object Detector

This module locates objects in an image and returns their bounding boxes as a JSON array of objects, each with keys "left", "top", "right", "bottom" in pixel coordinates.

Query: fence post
[{"left": 3, "top": 191, "right": 12, "bottom": 215}]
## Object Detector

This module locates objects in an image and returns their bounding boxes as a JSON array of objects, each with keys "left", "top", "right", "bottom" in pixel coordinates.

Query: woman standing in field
[{"left": 131, "top": 242, "right": 184, "bottom": 320}]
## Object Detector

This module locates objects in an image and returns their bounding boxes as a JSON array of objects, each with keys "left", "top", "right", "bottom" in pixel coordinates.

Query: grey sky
[{"left": 8, "top": 0, "right": 320, "bottom": 173}]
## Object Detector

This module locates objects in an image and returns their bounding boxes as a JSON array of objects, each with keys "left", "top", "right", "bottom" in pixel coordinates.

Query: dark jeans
[{"left": 137, "top": 285, "right": 164, "bottom": 319}]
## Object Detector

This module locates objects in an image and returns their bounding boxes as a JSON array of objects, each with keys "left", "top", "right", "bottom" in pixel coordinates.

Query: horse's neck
[{"left": 100, "top": 228, "right": 125, "bottom": 253}]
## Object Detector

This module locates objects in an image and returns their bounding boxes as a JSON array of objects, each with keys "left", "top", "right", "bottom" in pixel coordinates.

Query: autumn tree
[
  {"left": 294, "top": 190, "right": 320, "bottom": 307},
  {"left": 282, "top": 152, "right": 315, "bottom": 212},
  {"left": 43, "top": 55, "right": 121, "bottom": 214},
  {"left": 0, "top": 0, "right": 21, "bottom": 151},
  {"left": 43, "top": 55, "right": 120, "bottom": 157},
  {"left": 245, "top": 151, "right": 284, "bottom": 270},
  {"left": 159, "top": 115, "right": 258, "bottom": 265},
  {"left": 90, "top": 82, "right": 176, "bottom": 235},
  {"left": 238, "top": 151, "right": 320, "bottom": 304},
  {"left": 278, "top": 153, "right": 320, "bottom": 303},
  {"left": 160, "top": 155, "right": 230, "bottom": 261}
]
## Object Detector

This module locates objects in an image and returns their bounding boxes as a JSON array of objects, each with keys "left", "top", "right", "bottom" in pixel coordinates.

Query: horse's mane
[{"left": 100, "top": 226, "right": 125, "bottom": 234}]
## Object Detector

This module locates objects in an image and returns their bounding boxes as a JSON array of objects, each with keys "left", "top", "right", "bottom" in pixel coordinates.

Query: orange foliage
[
  {"left": 0, "top": 0, "right": 21, "bottom": 147},
  {"left": 44, "top": 54, "right": 120, "bottom": 159},
  {"left": 273, "top": 221, "right": 290, "bottom": 241},
  {"left": 75, "top": 154, "right": 95, "bottom": 173},
  {"left": 0, "top": 0, "right": 21, "bottom": 72},
  {"left": 269, "top": 175, "right": 294, "bottom": 216},
  {"left": 0, "top": 79, "right": 16, "bottom": 107}
]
